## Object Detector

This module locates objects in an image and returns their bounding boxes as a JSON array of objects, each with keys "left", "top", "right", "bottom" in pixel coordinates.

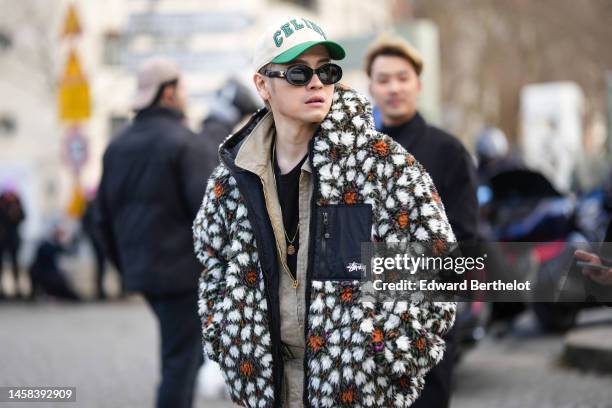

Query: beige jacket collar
[{"left": 234, "top": 111, "right": 312, "bottom": 175}]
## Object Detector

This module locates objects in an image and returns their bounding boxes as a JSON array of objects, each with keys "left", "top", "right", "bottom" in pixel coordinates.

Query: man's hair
[
  {"left": 147, "top": 78, "right": 179, "bottom": 109},
  {"left": 257, "top": 63, "right": 270, "bottom": 76},
  {"left": 364, "top": 34, "right": 423, "bottom": 78},
  {"left": 256, "top": 64, "right": 272, "bottom": 110}
]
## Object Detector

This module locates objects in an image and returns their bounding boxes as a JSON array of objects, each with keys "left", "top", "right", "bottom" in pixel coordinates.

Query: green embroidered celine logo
[{"left": 273, "top": 18, "right": 327, "bottom": 48}]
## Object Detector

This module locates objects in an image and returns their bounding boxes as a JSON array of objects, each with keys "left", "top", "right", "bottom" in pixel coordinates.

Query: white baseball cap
[
  {"left": 131, "top": 57, "right": 180, "bottom": 111},
  {"left": 252, "top": 16, "right": 346, "bottom": 72}
]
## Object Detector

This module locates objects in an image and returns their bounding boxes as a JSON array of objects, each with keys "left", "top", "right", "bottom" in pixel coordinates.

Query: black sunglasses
[{"left": 264, "top": 63, "right": 342, "bottom": 86}]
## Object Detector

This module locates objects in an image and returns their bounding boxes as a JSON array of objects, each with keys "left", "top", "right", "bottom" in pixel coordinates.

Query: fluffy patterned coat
[{"left": 193, "top": 86, "right": 457, "bottom": 407}]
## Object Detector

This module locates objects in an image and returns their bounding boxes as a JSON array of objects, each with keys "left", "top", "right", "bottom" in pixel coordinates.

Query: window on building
[
  {"left": 0, "top": 31, "right": 12, "bottom": 51},
  {"left": 103, "top": 31, "right": 123, "bottom": 66},
  {"left": 0, "top": 114, "right": 16, "bottom": 137}
]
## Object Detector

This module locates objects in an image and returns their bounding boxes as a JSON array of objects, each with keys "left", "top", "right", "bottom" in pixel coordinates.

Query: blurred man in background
[
  {"left": 0, "top": 185, "right": 26, "bottom": 299},
  {"left": 95, "top": 57, "right": 206, "bottom": 408},
  {"left": 198, "top": 77, "right": 261, "bottom": 178},
  {"left": 366, "top": 34, "right": 479, "bottom": 408}
]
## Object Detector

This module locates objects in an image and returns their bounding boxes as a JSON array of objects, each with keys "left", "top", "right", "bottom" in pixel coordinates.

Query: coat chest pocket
[{"left": 312, "top": 204, "right": 372, "bottom": 280}]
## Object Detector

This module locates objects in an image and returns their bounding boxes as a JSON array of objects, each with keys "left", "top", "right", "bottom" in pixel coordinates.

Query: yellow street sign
[
  {"left": 66, "top": 183, "right": 86, "bottom": 218},
  {"left": 61, "top": 4, "right": 82, "bottom": 38},
  {"left": 58, "top": 49, "right": 90, "bottom": 122},
  {"left": 63, "top": 48, "right": 84, "bottom": 77}
]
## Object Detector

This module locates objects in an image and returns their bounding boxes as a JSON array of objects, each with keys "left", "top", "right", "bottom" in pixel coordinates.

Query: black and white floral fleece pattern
[{"left": 193, "top": 85, "right": 457, "bottom": 408}]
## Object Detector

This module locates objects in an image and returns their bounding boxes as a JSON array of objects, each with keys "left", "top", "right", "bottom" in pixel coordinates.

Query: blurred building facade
[{"left": 0, "top": 0, "right": 443, "bottom": 254}]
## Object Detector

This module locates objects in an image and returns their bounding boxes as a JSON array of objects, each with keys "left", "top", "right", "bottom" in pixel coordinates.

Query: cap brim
[{"left": 271, "top": 40, "right": 346, "bottom": 64}]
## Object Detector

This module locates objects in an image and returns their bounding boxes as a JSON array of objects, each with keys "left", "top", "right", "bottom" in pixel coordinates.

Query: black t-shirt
[{"left": 273, "top": 149, "right": 308, "bottom": 278}]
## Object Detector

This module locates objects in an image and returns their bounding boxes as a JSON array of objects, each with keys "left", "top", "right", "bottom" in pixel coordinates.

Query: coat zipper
[
  {"left": 323, "top": 211, "right": 330, "bottom": 238},
  {"left": 321, "top": 210, "right": 330, "bottom": 262}
]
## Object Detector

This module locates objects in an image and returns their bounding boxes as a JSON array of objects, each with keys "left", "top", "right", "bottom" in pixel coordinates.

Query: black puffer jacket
[
  {"left": 95, "top": 107, "right": 207, "bottom": 295},
  {"left": 381, "top": 113, "right": 478, "bottom": 243}
]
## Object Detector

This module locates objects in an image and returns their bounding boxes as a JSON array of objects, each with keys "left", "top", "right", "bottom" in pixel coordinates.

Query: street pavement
[
  {"left": 451, "top": 308, "right": 612, "bottom": 408},
  {"left": 0, "top": 297, "right": 611, "bottom": 408}
]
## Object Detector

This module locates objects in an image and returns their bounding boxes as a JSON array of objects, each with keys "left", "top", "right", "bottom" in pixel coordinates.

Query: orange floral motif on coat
[
  {"left": 372, "top": 328, "right": 384, "bottom": 343},
  {"left": 214, "top": 183, "right": 224, "bottom": 198},
  {"left": 343, "top": 191, "right": 358, "bottom": 205},
  {"left": 341, "top": 389, "right": 354, "bottom": 404},
  {"left": 308, "top": 335, "right": 324, "bottom": 352},
  {"left": 340, "top": 286, "right": 353, "bottom": 303},
  {"left": 372, "top": 140, "right": 389, "bottom": 156},
  {"left": 397, "top": 212, "right": 410, "bottom": 229},
  {"left": 415, "top": 337, "right": 427, "bottom": 351},
  {"left": 239, "top": 362, "right": 254, "bottom": 377},
  {"left": 432, "top": 239, "right": 447, "bottom": 256},
  {"left": 246, "top": 270, "right": 258, "bottom": 285}
]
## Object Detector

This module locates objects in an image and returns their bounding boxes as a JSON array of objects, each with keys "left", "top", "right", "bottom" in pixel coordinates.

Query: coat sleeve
[
  {"left": 93, "top": 152, "right": 121, "bottom": 270},
  {"left": 441, "top": 144, "right": 479, "bottom": 243},
  {"left": 192, "top": 164, "right": 233, "bottom": 361},
  {"left": 369, "top": 137, "right": 457, "bottom": 379}
]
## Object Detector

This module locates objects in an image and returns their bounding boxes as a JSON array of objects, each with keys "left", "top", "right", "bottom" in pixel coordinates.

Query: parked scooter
[{"left": 481, "top": 168, "right": 605, "bottom": 332}]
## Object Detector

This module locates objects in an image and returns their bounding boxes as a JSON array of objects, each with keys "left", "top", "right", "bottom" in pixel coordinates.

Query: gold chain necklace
[{"left": 272, "top": 143, "right": 300, "bottom": 256}]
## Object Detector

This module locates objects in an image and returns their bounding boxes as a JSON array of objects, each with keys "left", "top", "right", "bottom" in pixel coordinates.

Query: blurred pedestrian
[
  {"left": 197, "top": 77, "right": 261, "bottom": 178},
  {"left": 0, "top": 186, "right": 26, "bottom": 299},
  {"left": 475, "top": 126, "right": 524, "bottom": 182},
  {"left": 29, "top": 223, "right": 80, "bottom": 301},
  {"left": 81, "top": 191, "right": 110, "bottom": 299},
  {"left": 475, "top": 127, "right": 510, "bottom": 181},
  {"left": 366, "top": 34, "right": 479, "bottom": 408},
  {"left": 193, "top": 17, "right": 456, "bottom": 407},
  {"left": 95, "top": 57, "right": 205, "bottom": 408}
]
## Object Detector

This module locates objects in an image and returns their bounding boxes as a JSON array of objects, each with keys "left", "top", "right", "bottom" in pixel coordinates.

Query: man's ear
[
  {"left": 160, "top": 84, "right": 176, "bottom": 105},
  {"left": 253, "top": 73, "right": 271, "bottom": 105}
]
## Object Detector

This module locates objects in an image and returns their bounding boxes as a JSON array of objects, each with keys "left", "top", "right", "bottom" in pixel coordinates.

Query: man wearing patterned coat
[{"left": 193, "top": 16, "right": 457, "bottom": 408}]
